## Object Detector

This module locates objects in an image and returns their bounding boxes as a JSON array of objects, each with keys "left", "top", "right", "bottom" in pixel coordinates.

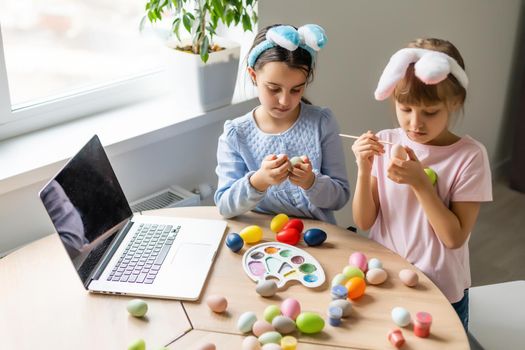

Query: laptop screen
[{"left": 39, "top": 135, "right": 132, "bottom": 284}]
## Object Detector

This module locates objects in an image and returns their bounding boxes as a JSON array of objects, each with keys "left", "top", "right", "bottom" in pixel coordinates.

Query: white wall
[{"left": 259, "top": 0, "right": 523, "bottom": 228}]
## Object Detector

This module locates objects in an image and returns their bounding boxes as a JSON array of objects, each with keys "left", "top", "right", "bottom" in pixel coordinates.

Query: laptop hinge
[{"left": 86, "top": 220, "right": 134, "bottom": 288}]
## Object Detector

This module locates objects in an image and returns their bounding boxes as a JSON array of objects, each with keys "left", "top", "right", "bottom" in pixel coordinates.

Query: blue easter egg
[
  {"left": 225, "top": 232, "right": 243, "bottom": 252},
  {"left": 303, "top": 228, "right": 327, "bottom": 246}
]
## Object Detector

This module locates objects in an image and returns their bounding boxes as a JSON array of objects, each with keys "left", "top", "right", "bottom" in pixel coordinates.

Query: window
[{"left": 0, "top": 0, "right": 169, "bottom": 138}]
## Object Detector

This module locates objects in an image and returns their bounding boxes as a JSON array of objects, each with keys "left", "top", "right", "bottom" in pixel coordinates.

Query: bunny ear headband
[
  {"left": 374, "top": 48, "right": 469, "bottom": 101},
  {"left": 248, "top": 24, "right": 327, "bottom": 68}
]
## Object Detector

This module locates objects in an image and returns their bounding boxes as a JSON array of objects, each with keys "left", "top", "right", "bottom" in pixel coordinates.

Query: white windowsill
[{"left": 0, "top": 92, "right": 258, "bottom": 196}]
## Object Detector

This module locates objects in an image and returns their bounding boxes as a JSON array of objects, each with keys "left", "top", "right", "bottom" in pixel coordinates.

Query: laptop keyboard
[{"left": 107, "top": 223, "right": 180, "bottom": 284}]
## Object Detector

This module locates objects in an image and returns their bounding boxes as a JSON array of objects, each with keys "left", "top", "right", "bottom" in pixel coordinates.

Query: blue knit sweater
[{"left": 214, "top": 102, "right": 350, "bottom": 224}]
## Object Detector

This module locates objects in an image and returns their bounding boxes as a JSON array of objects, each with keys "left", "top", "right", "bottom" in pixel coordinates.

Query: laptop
[{"left": 38, "top": 135, "right": 227, "bottom": 300}]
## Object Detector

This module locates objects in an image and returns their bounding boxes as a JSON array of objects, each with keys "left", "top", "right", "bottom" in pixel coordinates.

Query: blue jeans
[{"left": 452, "top": 289, "right": 469, "bottom": 331}]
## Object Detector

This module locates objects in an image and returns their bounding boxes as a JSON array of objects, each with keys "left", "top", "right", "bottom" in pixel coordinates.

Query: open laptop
[{"left": 38, "top": 135, "right": 227, "bottom": 300}]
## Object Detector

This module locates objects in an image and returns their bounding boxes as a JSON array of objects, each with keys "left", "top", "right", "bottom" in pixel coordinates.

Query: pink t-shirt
[{"left": 371, "top": 128, "right": 493, "bottom": 303}]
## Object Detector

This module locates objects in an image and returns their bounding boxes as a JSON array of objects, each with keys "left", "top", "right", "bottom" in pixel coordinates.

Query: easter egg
[
  {"left": 256, "top": 279, "right": 278, "bottom": 297},
  {"left": 399, "top": 269, "right": 419, "bottom": 287},
  {"left": 329, "top": 299, "right": 352, "bottom": 317},
  {"left": 289, "top": 156, "right": 304, "bottom": 167},
  {"left": 196, "top": 343, "right": 216, "bottom": 350},
  {"left": 281, "top": 298, "right": 301, "bottom": 320},
  {"left": 271, "top": 213, "right": 289, "bottom": 233},
  {"left": 349, "top": 252, "right": 368, "bottom": 272},
  {"left": 226, "top": 232, "right": 244, "bottom": 252},
  {"left": 237, "top": 311, "right": 258, "bottom": 333},
  {"left": 261, "top": 344, "right": 281, "bottom": 350},
  {"left": 345, "top": 276, "right": 366, "bottom": 300},
  {"left": 276, "top": 228, "right": 301, "bottom": 245},
  {"left": 366, "top": 268, "right": 388, "bottom": 285},
  {"left": 342, "top": 265, "right": 365, "bottom": 279},
  {"left": 242, "top": 335, "right": 262, "bottom": 350},
  {"left": 272, "top": 315, "right": 296, "bottom": 334},
  {"left": 126, "top": 299, "right": 148, "bottom": 317},
  {"left": 258, "top": 331, "right": 282, "bottom": 345},
  {"left": 206, "top": 294, "right": 228, "bottom": 313},
  {"left": 282, "top": 218, "right": 304, "bottom": 233},
  {"left": 424, "top": 167, "right": 438, "bottom": 185},
  {"left": 391, "top": 144, "right": 408, "bottom": 160},
  {"left": 252, "top": 320, "right": 275, "bottom": 337},
  {"left": 368, "top": 258, "right": 383, "bottom": 270},
  {"left": 240, "top": 225, "right": 263, "bottom": 244},
  {"left": 331, "top": 273, "right": 349, "bottom": 287},
  {"left": 303, "top": 228, "right": 327, "bottom": 246},
  {"left": 263, "top": 305, "right": 281, "bottom": 323},
  {"left": 281, "top": 336, "right": 298, "bottom": 349},
  {"left": 391, "top": 306, "right": 411, "bottom": 327},
  {"left": 128, "top": 339, "right": 146, "bottom": 350},
  {"left": 296, "top": 312, "right": 325, "bottom": 334}
]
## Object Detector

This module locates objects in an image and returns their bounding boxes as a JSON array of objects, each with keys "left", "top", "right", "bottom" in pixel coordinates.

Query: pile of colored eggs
[
  {"left": 270, "top": 213, "right": 327, "bottom": 247},
  {"left": 225, "top": 225, "right": 264, "bottom": 252},
  {"left": 238, "top": 297, "right": 325, "bottom": 349}
]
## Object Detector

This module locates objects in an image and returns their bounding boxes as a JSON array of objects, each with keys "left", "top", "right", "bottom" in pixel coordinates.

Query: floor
[{"left": 470, "top": 178, "right": 525, "bottom": 286}]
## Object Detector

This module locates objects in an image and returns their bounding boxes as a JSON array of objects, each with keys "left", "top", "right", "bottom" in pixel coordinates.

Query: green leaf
[
  {"left": 200, "top": 35, "right": 210, "bottom": 63},
  {"left": 182, "top": 13, "right": 193, "bottom": 33},
  {"left": 242, "top": 13, "right": 251, "bottom": 31},
  {"left": 172, "top": 18, "right": 182, "bottom": 41},
  {"left": 225, "top": 9, "right": 235, "bottom": 26}
]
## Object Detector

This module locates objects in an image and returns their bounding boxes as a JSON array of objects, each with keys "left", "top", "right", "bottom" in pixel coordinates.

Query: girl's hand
[
  {"left": 250, "top": 154, "right": 290, "bottom": 192},
  {"left": 289, "top": 156, "right": 315, "bottom": 190},
  {"left": 351, "top": 131, "right": 385, "bottom": 174},
  {"left": 387, "top": 147, "right": 432, "bottom": 190}
]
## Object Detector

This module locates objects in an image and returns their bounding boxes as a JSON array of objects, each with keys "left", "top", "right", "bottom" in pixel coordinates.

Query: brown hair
[
  {"left": 394, "top": 38, "right": 466, "bottom": 110},
  {"left": 248, "top": 24, "right": 316, "bottom": 87}
]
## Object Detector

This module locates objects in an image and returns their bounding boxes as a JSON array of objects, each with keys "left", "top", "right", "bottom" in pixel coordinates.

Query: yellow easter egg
[
  {"left": 240, "top": 225, "right": 263, "bottom": 244},
  {"left": 271, "top": 213, "right": 289, "bottom": 233}
]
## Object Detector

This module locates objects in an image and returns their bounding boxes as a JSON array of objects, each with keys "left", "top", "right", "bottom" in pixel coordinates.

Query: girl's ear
[{"left": 247, "top": 67, "right": 257, "bottom": 85}]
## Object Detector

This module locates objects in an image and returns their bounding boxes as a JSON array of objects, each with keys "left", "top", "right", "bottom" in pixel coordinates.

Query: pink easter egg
[
  {"left": 349, "top": 252, "right": 368, "bottom": 272},
  {"left": 281, "top": 298, "right": 301, "bottom": 320},
  {"left": 252, "top": 320, "right": 275, "bottom": 337}
]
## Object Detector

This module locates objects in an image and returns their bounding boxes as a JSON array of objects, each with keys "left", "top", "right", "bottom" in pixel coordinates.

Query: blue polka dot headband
[{"left": 248, "top": 24, "right": 328, "bottom": 68}]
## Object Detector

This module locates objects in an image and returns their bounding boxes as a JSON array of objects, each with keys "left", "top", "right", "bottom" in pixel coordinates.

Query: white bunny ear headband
[
  {"left": 248, "top": 24, "right": 327, "bottom": 68},
  {"left": 374, "top": 48, "right": 469, "bottom": 101}
]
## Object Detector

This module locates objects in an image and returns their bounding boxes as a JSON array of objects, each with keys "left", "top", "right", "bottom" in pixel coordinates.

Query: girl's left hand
[
  {"left": 289, "top": 156, "right": 315, "bottom": 190},
  {"left": 387, "top": 147, "right": 432, "bottom": 190}
]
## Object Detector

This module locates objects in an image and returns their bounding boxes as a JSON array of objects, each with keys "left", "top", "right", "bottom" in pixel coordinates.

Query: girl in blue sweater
[{"left": 214, "top": 24, "right": 349, "bottom": 224}]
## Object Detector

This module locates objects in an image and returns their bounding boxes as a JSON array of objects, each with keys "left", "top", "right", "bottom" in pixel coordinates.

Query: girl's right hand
[
  {"left": 351, "top": 131, "right": 384, "bottom": 174},
  {"left": 250, "top": 154, "right": 290, "bottom": 192}
]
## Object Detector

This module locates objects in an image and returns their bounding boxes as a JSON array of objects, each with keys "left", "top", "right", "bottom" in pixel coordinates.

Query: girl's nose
[
  {"left": 279, "top": 92, "right": 291, "bottom": 106},
  {"left": 410, "top": 112, "right": 424, "bottom": 129}
]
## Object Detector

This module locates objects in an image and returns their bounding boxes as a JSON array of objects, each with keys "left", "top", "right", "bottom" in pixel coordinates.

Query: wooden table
[{"left": 0, "top": 207, "right": 469, "bottom": 349}]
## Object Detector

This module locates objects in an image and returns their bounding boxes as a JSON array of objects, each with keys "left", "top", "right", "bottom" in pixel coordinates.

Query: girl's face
[
  {"left": 248, "top": 62, "right": 307, "bottom": 121},
  {"left": 395, "top": 100, "right": 456, "bottom": 146}
]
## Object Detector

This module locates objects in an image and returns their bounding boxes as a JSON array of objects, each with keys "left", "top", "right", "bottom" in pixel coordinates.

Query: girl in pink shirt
[{"left": 351, "top": 38, "right": 492, "bottom": 330}]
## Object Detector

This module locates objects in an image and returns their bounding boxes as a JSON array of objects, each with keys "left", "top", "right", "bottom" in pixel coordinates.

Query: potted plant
[{"left": 141, "top": 0, "right": 258, "bottom": 111}]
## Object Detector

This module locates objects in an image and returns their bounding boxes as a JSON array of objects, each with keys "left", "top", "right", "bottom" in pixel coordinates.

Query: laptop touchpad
[{"left": 170, "top": 243, "right": 214, "bottom": 296}]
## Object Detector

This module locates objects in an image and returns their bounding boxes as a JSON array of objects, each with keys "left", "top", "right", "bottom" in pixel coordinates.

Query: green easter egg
[
  {"left": 258, "top": 331, "right": 283, "bottom": 345},
  {"left": 128, "top": 339, "right": 146, "bottom": 350},
  {"left": 342, "top": 265, "right": 364, "bottom": 279},
  {"left": 331, "top": 273, "right": 349, "bottom": 287},
  {"left": 264, "top": 305, "right": 281, "bottom": 323},
  {"left": 127, "top": 299, "right": 148, "bottom": 317},
  {"left": 296, "top": 312, "right": 325, "bottom": 334},
  {"left": 424, "top": 167, "right": 438, "bottom": 185}
]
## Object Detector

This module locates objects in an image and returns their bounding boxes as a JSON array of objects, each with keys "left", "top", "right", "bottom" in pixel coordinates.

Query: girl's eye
[
  {"left": 400, "top": 108, "right": 411, "bottom": 113},
  {"left": 267, "top": 86, "right": 280, "bottom": 92},
  {"left": 291, "top": 89, "right": 302, "bottom": 94},
  {"left": 424, "top": 110, "right": 439, "bottom": 116}
]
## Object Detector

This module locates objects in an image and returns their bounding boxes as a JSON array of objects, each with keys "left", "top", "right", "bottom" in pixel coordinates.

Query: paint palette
[{"left": 242, "top": 242, "right": 325, "bottom": 288}]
